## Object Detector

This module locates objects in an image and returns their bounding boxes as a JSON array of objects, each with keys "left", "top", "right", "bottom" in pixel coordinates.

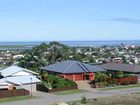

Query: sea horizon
[
  {"left": 0, "top": 40, "right": 140, "bottom": 47},
  {"left": 0, "top": 40, "right": 140, "bottom": 42}
]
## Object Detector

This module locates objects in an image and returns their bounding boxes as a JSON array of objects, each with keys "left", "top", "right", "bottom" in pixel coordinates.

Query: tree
[
  {"left": 95, "top": 72, "right": 108, "bottom": 83},
  {"left": 18, "top": 41, "right": 71, "bottom": 73},
  {"left": 115, "top": 71, "right": 124, "bottom": 78}
]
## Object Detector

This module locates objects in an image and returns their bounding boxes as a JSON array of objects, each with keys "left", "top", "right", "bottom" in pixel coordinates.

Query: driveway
[{"left": 1, "top": 87, "right": 140, "bottom": 105}]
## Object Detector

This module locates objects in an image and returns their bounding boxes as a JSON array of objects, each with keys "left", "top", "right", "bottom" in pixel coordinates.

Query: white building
[
  {"left": 13, "top": 54, "right": 24, "bottom": 59},
  {"left": 0, "top": 66, "right": 41, "bottom": 92}
]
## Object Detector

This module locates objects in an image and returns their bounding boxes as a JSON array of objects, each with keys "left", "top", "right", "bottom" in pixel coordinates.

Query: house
[
  {"left": 95, "top": 63, "right": 140, "bottom": 73},
  {"left": 113, "top": 57, "right": 123, "bottom": 63},
  {"left": 0, "top": 66, "right": 41, "bottom": 92},
  {"left": 41, "top": 60, "right": 105, "bottom": 81},
  {"left": 95, "top": 63, "right": 140, "bottom": 78},
  {"left": 0, "top": 75, "right": 40, "bottom": 89},
  {"left": 13, "top": 54, "right": 24, "bottom": 59},
  {"left": 0, "top": 54, "right": 10, "bottom": 61}
]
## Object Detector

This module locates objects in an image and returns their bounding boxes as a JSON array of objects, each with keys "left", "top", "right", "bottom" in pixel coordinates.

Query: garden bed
[
  {"left": 39, "top": 74, "right": 78, "bottom": 92},
  {"left": 90, "top": 75, "right": 138, "bottom": 88},
  {"left": 108, "top": 76, "right": 138, "bottom": 85},
  {"left": 37, "top": 84, "right": 78, "bottom": 92}
]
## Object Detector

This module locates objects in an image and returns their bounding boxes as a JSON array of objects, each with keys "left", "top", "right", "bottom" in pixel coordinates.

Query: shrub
[
  {"left": 95, "top": 72, "right": 108, "bottom": 83},
  {"left": 107, "top": 79, "right": 117, "bottom": 85},
  {"left": 43, "top": 74, "right": 77, "bottom": 89},
  {"left": 115, "top": 71, "right": 124, "bottom": 78},
  {"left": 102, "top": 81, "right": 109, "bottom": 86},
  {"left": 81, "top": 96, "right": 87, "bottom": 104},
  {"left": 94, "top": 72, "right": 109, "bottom": 87},
  {"left": 123, "top": 74, "right": 132, "bottom": 78},
  {"left": 42, "top": 81, "right": 52, "bottom": 89},
  {"left": 52, "top": 83, "right": 65, "bottom": 88},
  {"left": 47, "top": 74, "right": 55, "bottom": 84},
  {"left": 65, "top": 80, "right": 76, "bottom": 87}
]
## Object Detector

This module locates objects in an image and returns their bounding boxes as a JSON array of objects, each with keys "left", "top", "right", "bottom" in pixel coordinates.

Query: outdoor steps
[{"left": 75, "top": 81, "right": 96, "bottom": 92}]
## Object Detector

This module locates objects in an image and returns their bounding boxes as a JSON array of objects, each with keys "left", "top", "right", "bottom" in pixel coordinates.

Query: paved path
[
  {"left": 1, "top": 87, "right": 140, "bottom": 105},
  {"left": 75, "top": 81, "right": 96, "bottom": 92}
]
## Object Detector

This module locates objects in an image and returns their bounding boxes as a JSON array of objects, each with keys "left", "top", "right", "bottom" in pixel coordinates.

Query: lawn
[
  {"left": 67, "top": 94, "right": 140, "bottom": 105},
  {"left": 0, "top": 96, "right": 35, "bottom": 103},
  {"left": 132, "top": 91, "right": 140, "bottom": 94},
  {"left": 99, "top": 84, "right": 140, "bottom": 91},
  {"left": 53, "top": 89, "right": 85, "bottom": 95}
]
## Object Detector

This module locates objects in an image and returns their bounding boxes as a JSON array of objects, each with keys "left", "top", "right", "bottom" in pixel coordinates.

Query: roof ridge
[{"left": 63, "top": 62, "right": 75, "bottom": 73}]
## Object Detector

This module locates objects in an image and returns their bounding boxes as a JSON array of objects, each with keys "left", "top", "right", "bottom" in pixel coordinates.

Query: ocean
[{"left": 0, "top": 40, "right": 140, "bottom": 47}]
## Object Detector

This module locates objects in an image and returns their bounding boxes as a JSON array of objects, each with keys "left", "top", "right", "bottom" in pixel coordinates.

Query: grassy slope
[
  {"left": 0, "top": 96, "right": 34, "bottom": 103},
  {"left": 99, "top": 84, "right": 140, "bottom": 91},
  {"left": 53, "top": 89, "right": 85, "bottom": 95},
  {"left": 68, "top": 94, "right": 140, "bottom": 105}
]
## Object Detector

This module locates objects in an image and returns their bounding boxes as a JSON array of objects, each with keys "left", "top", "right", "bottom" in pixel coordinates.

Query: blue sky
[{"left": 0, "top": 0, "right": 140, "bottom": 41}]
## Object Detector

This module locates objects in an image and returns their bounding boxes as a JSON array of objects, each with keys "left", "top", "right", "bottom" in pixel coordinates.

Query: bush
[
  {"left": 95, "top": 72, "right": 108, "bottom": 83},
  {"left": 115, "top": 71, "right": 124, "bottom": 78},
  {"left": 102, "top": 81, "right": 109, "bottom": 86},
  {"left": 65, "top": 80, "right": 76, "bottom": 87},
  {"left": 95, "top": 72, "right": 109, "bottom": 87},
  {"left": 52, "top": 83, "right": 65, "bottom": 88},
  {"left": 115, "top": 71, "right": 132, "bottom": 78},
  {"left": 81, "top": 96, "right": 87, "bottom": 104},
  {"left": 123, "top": 74, "right": 132, "bottom": 78},
  {"left": 43, "top": 74, "right": 76, "bottom": 89},
  {"left": 42, "top": 81, "right": 52, "bottom": 89},
  {"left": 107, "top": 79, "right": 117, "bottom": 85}
]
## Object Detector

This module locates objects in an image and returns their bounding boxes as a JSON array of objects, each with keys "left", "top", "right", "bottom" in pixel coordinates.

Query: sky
[{"left": 0, "top": 0, "right": 140, "bottom": 41}]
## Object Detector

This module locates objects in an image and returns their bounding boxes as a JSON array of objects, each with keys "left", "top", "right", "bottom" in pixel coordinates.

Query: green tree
[
  {"left": 115, "top": 71, "right": 124, "bottom": 78},
  {"left": 95, "top": 72, "right": 108, "bottom": 83}
]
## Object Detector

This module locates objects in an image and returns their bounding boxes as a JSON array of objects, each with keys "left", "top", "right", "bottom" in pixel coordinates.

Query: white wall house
[{"left": 0, "top": 66, "right": 41, "bottom": 92}]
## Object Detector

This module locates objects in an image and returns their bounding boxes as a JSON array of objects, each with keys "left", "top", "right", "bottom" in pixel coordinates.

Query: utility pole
[
  {"left": 30, "top": 77, "right": 32, "bottom": 97},
  {"left": 133, "top": 63, "right": 135, "bottom": 74}
]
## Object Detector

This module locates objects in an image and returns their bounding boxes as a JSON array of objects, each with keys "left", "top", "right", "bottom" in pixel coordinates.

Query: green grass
[
  {"left": 132, "top": 91, "right": 140, "bottom": 94},
  {"left": 99, "top": 84, "right": 140, "bottom": 91},
  {"left": 0, "top": 96, "right": 35, "bottom": 103},
  {"left": 66, "top": 94, "right": 140, "bottom": 105},
  {"left": 53, "top": 89, "right": 85, "bottom": 95}
]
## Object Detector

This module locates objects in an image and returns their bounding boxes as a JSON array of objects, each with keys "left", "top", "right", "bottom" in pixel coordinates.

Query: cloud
[
  {"left": 111, "top": 17, "right": 140, "bottom": 24},
  {"left": 90, "top": 14, "right": 140, "bottom": 24}
]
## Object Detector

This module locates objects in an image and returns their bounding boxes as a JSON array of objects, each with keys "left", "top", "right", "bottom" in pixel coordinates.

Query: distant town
[
  {"left": 1, "top": 41, "right": 140, "bottom": 105},
  {"left": 0, "top": 41, "right": 140, "bottom": 68}
]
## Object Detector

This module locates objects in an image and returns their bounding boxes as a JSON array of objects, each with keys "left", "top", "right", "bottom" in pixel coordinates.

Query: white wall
[
  {"left": 22, "top": 83, "right": 37, "bottom": 92},
  {"left": 0, "top": 82, "right": 14, "bottom": 89}
]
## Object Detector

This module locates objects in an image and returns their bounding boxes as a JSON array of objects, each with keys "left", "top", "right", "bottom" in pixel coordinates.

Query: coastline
[{"left": 0, "top": 40, "right": 140, "bottom": 47}]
